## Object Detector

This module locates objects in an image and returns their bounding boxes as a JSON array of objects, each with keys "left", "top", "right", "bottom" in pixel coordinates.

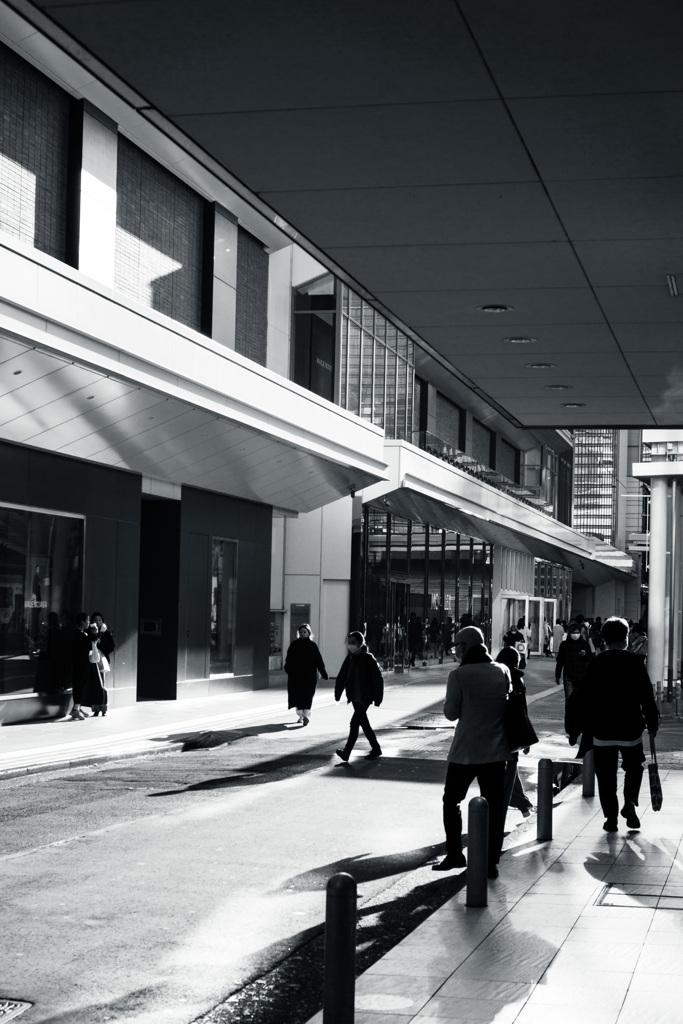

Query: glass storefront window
[
  {"left": 210, "top": 537, "right": 237, "bottom": 677},
  {"left": 0, "top": 504, "right": 83, "bottom": 695}
]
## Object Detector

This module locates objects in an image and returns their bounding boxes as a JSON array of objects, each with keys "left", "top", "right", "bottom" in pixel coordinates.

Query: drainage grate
[
  {"left": 595, "top": 884, "right": 683, "bottom": 910},
  {"left": 0, "top": 1002, "right": 32, "bottom": 1021}
]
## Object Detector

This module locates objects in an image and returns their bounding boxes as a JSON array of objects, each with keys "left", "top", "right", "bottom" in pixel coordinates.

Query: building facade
[{"left": 0, "top": 22, "right": 636, "bottom": 722}]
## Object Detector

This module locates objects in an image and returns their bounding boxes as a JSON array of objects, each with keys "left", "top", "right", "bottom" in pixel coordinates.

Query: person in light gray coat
[{"left": 432, "top": 626, "right": 512, "bottom": 878}]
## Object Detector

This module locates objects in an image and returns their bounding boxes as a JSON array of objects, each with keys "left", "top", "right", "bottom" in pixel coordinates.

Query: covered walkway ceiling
[{"left": 16, "top": 0, "right": 683, "bottom": 430}]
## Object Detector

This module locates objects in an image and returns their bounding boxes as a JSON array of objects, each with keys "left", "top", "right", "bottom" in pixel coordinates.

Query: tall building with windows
[{"left": 0, "top": 19, "right": 636, "bottom": 723}]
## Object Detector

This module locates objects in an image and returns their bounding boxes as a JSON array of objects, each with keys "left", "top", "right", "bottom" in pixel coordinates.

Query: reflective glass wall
[
  {"left": 0, "top": 504, "right": 83, "bottom": 694},
  {"left": 362, "top": 507, "right": 492, "bottom": 668}
]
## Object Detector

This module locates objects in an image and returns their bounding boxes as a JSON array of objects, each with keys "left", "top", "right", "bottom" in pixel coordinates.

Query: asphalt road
[{"left": 0, "top": 661, "right": 566, "bottom": 1024}]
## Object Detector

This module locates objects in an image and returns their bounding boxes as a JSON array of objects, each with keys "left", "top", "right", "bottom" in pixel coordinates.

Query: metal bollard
[
  {"left": 676, "top": 680, "right": 682, "bottom": 718},
  {"left": 537, "top": 758, "right": 554, "bottom": 841},
  {"left": 323, "top": 873, "right": 357, "bottom": 1024},
  {"left": 582, "top": 748, "right": 595, "bottom": 798},
  {"left": 656, "top": 680, "right": 662, "bottom": 707},
  {"left": 466, "top": 796, "right": 489, "bottom": 907}
]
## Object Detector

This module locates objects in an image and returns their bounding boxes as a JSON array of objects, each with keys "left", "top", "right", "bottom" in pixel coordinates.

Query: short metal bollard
[
  {"left": 537, "top": 757, "right": 554, "bottom": 841},
  {"left": 466, "top": 796, "right": 489, "bottom": 907},
  {"left": 582, "top": 748, "right": 595, "bottom": 797},
  {"left": 323, "top": 872, "right": 357, "bottom": 1024}
]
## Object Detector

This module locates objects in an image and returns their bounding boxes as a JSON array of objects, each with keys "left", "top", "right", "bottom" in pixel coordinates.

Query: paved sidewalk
[{"left": 305, "top": 669, "right": 683, "bottom": 1024}]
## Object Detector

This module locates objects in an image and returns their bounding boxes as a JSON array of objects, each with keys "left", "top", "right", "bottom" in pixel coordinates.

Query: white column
[
  {"left": 648, "top": 476, "right": 669, "bottom": 689},
  {"left": 78, "top": 105, "right": 118, "bottom": 286}
]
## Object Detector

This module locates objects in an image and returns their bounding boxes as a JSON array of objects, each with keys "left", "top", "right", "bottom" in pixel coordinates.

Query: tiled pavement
[{"left": 308, "top": 755, "right": 683, "bottom": 1024}]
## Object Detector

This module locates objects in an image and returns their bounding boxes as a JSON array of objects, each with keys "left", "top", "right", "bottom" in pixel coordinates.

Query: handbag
[
  {"left": 100, "top": 654, "right": 111, "bottom": 674},
  {"left": 648, "top": 733, "right": 663, "bottom": 811},
  {"left": 504, "top": 686, "right": 539, "bottom": 752}
]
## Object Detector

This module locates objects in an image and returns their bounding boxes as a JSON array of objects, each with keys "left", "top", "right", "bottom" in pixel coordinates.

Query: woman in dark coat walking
[
  {"left": 284, "top": 623, "right": 328, "bottom": 725},
  {"left": 334, "top": 630, "right": 384, "bottom": 761}
]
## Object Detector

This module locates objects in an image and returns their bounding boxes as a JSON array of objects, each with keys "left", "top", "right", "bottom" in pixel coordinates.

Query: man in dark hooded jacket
[{"left": 335, "top": 631, "right": 383, "bottom": 761}]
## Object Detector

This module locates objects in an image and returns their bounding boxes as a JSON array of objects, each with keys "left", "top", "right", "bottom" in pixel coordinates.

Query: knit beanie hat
[{"left": 454, "top": 625, "right": 485, "bottom": 650}]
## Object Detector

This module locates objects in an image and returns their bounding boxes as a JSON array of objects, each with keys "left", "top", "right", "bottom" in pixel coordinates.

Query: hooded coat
[{"left": 334, "top": 645, "right": 383, "bottom": 706}]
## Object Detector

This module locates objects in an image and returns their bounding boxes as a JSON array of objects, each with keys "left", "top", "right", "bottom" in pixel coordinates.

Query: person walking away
[
  {"left": 433, "top": 626, "right": 512, "bottom": 878},
  {"left": 552, "top": 619, "right": 565, "bottom": 657},
  {"left": 335, "top": 631, "right": 383, "bottom": 760},
  {"left": 555, "top": 621, "right": 593, "bottom": 699},
  {"left": 284, "top": 623, "right": 328, "bottom": 726},
  {"left": 407, "top": 612, "right": 423, "bottom": 668},
  {"left": 542, "top": 619, "right": 553, "bottom": 657},
  {"left": 567, "top": 616, "right": 658, "bottom": 832},
  {"left": 590, "top": 616, "right": 604, "bottom": 653},
  {"left": 89, "top": 611, "right": 115, "bottom": 716},
  {"left": 496, "top": 646, "right": 534, "bottom": 818}
]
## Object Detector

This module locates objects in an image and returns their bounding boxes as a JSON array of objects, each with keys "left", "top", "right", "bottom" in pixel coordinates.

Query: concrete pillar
[
  {"left": 78, "top": 104, "right": 118, "bottom": 286},
  {"left": 648, "top": 476, "right": 669, "bottom": 690}
]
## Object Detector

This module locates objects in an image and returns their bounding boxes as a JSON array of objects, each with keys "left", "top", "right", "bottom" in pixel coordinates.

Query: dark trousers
[
  {"left": 342, "top": 701, "right": 379, "bottom": 754},
  {"left": 442, "top": 760, "right": 506, "bottom": 870},
  {"left": 593, "top": 743, "right": 645, "bottom": 821}
]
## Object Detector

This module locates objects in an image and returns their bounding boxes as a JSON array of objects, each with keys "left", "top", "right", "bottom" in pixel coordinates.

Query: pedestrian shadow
[
  {"left": 583, "top": 833, "right": 682, "bottom": 908},
  {"left": 331, "top": 755, "right": 446, "bottom": 784},
  {"left": 271, "top": 843, "right": 446, "bottom": 893},
  {"left": 147, "top": 751, "right": 332, "bottom": 796}
]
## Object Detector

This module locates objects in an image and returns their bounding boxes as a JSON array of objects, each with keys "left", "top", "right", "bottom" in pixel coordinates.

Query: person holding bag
[
  {"left": 89, "top": 611, "right": 114, "bottom": 716},
  {"left": 567, "top": 616, "right": 658, "bottom": 832}
]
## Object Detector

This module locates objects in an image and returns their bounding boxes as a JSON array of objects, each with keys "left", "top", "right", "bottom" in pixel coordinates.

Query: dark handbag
[
  {"left": 504, "top": 686, "right": 539, "bottom": 752},
  {"left": 648, "top": 734, "right": 663, "bottom": 811}
]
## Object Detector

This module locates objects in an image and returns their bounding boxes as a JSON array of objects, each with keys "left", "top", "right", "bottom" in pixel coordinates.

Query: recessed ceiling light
[
  {"left": 563, "top": 402, "right": 586, "bottom": 408},
  {"left": 86, "top": 395, "right": 95, "bottom": 400},
  {"left": 503, "top": 336, "right": 537, "bottom": 344},
  {"left": 526, "top": 363, "right": 556, "bottom": 370},
  {"left": 12, "top": 369, "right": 22, "bottom": 375},
  {"left": 545, "top": 384, "right": 572, "bottom": 391},
  {"left": 477, "top": 304, "right": 514, "bottom": 313}
]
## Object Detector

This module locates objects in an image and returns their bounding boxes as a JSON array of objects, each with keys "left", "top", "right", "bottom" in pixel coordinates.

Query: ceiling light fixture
[
  {"left": 503, "top": 336, "right": 537, "bottom": 344},
  {"left": 526, "top": 362, "right": 556, "bottom": 369},
  {"left": 12, "top": 369, "right": 22, "bottom": 375},
  {"left": 545, "top": 384, "right": 572, "bottom": 390},
  {"left": 563, "top": 402, "right": 586, "bottom": 408},
  {"left": 477, "top": 304, "right": 514, "bottom": 313}
]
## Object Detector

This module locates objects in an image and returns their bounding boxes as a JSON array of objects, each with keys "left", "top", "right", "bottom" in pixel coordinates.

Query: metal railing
[{"left": 413, "top": 431, "right": 555, "bottom": 517}]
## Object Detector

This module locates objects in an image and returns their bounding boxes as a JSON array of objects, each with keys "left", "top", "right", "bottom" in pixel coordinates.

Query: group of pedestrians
[{"left": 284, "top": 623, "right": 383, "bottom": 761}]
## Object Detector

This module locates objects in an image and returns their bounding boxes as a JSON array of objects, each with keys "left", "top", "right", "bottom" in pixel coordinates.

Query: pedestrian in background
[
  {"left": 555, "top": 621, "right": 593, "bottom": 700},
  {"left": 496, "top": 646, "right": 534, "bottom": 818},
  {"left": 284, "top": 623, "right": 328, "bottom": 726},
  {"left": 503, "top": 620, "right": 527, "bottom": 670},
  {"left": 552, "top": 619, "right": 565, "bottom": 657},
  {"left": 334, "top": 630, "right": 383, "bottom": 761},
  {"left": 566, "top": 616, "right": 658, "bottom": 832},
  {"left": 407, "top": 612, "right": 423, "bottom": 667},
  {"left": 88, "top": 611, "right": 114, "bottom": 716},
  {"left": 433, "top": 626, "right": 511, "bottom": 878},
  {"left": 70, "top": 613, "right": 98, "bottom": 720}
]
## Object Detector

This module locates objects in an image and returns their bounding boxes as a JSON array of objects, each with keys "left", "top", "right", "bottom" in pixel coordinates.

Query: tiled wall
[
  {"left": 235, "top": 226, "right": 269, "bottom": 365},
  {"left": 0, "top": 41, "right": 71, "bottom": 261},
  {"left": 115, "top": 136, "right": 205, "bottom": 330}
]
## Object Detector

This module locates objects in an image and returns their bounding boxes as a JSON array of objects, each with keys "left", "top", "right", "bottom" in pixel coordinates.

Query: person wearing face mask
[
  {"left": 555, "top": 621, "right": 594, "bottom": 700},
  {"left": 284, "top": 623, "right": 328, "bottom": 726},
  {"left": 334, "top": 630, "right": 384, "bottom": 761}
]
